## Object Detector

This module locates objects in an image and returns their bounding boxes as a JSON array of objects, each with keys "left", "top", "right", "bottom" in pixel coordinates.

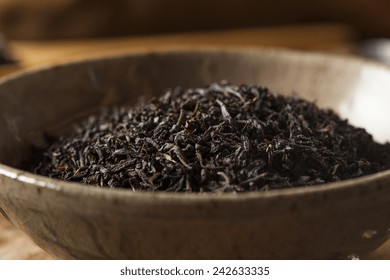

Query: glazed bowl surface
[{"left": 0, "top": 48, "right": 389, "bottom": 259}]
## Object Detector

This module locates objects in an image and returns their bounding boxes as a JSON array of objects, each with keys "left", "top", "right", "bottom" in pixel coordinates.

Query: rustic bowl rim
[{"left": 1, "top": 47, "right": 390, "bottom": 201}]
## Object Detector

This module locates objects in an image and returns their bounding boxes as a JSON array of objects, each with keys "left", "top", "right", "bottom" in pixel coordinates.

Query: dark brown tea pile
[{"left": 32, "top": 83, "right": 390, "bottom": 192}]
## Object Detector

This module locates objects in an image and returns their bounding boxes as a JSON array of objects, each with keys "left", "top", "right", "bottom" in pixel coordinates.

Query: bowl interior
[{"left": 0, "top": 49, "right": 389, "bottom": 170}]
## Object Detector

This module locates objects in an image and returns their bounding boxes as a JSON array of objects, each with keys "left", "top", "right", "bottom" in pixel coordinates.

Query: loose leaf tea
[{"left": 32, "top": 83, "right": 390, "bottom": 192}]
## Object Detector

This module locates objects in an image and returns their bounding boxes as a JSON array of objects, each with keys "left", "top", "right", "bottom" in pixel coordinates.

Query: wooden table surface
[{"left": 0, "top": 24, "right": 389, "bottom": 259}]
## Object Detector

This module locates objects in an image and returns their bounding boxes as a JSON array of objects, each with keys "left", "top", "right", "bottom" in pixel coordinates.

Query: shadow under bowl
[{"left": 0, "top": 48, "right": 390, "bottom": 259}]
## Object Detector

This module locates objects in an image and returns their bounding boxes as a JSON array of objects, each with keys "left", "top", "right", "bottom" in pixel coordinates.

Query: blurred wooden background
[{"left": 1, "top": 0, "right": 390, "bottom": 40}]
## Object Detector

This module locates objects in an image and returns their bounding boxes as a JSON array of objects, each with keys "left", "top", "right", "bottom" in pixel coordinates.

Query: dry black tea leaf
[{"left": 31, "top": 82, "right": 390, "bottom": 192}]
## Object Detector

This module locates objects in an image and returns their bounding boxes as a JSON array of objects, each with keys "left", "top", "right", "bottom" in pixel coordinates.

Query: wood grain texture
[{"left": 0, "top": 216, "right": 50, "bottom": 260}]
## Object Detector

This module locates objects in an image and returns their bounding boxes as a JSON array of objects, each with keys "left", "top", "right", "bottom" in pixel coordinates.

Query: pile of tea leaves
[{"left": 32, "top": 83, "right": 390, "bottom": 192}]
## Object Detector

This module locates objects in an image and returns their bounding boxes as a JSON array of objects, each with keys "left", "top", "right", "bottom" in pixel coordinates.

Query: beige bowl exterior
[{"left": 0, "top": 48, "right": 389, "bottom": 259}]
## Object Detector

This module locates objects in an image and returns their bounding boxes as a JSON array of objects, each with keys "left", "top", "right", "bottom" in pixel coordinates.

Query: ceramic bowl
[{"left": 0, "top": 48, "right": 389, "bottom": 259}]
